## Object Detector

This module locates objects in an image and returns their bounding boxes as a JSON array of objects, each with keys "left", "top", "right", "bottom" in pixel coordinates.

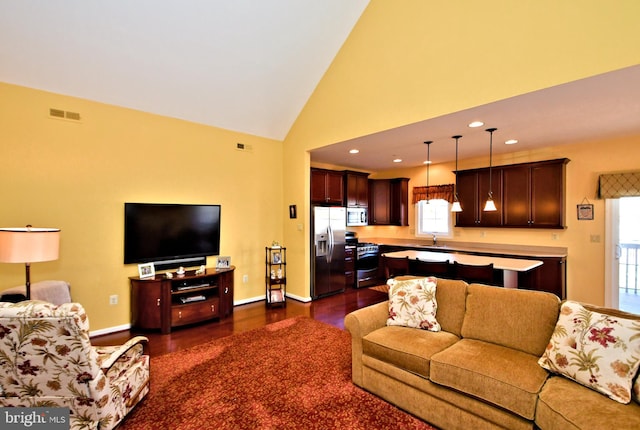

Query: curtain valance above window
[
  {"left": 412, "top": 184, "right": 455, "bottom": 204},
  {"left": 598, "top": 171, "right": 640, "bottom": 199}
]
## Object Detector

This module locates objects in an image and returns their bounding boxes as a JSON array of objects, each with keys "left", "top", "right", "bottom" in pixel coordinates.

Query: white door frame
[{"left": 604, "top": 198, "right": 620, "bottom": 308}]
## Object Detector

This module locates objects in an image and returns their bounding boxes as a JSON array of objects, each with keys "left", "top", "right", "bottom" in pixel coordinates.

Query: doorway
[{"left": 606, "top": 196, "right": 640, "bottom": 313}]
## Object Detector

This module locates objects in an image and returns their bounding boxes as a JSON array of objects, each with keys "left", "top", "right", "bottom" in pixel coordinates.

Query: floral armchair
[{"left": 0, "top": 300, "right": 150, "bottom": 430}]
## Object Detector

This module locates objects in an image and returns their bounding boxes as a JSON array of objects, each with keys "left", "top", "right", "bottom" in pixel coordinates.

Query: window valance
[
  {"left": 597, "top": 171, "right": 640, "bottom": 199},
  {"left": 412, "top": 184, "right": 454, "bottom": 204}
]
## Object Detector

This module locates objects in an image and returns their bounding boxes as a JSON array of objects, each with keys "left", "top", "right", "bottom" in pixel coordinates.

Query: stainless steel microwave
[{"left": 346, "top": 207, "right": 368, "bottom": 226}]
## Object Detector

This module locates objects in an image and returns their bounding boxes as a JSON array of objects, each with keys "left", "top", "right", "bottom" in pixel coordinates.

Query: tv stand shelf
[{"left": 130, "top": 266, "right": 234, "bottom": 334}]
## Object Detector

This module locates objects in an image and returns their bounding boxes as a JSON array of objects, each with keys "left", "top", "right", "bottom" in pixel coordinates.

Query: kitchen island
[
  {"left": 363, "top": 238, "right": 567, "bottom": 298},
  {"left": 382, "top": 250, "right": 542, "bottom": 289}
]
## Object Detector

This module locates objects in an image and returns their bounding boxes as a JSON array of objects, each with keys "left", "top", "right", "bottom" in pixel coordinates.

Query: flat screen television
[{"left": 124, "top": 203, "right": 221, "bottom": 268}]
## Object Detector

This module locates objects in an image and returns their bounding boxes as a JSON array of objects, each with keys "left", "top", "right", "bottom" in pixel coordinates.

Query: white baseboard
[
  {"left": 90, "top": 323, "right": 131, "bottom": 338},
  {"left": 285, "top": 292, "right": 312, "bottom": 303},
  {"left": 234, "top": 293, "right": 312, "bottom": 305}
]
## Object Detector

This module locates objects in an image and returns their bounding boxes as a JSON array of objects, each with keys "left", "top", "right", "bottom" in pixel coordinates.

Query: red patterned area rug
[{"left": 120, "top": 316, "right": 436, "bottom": 430}]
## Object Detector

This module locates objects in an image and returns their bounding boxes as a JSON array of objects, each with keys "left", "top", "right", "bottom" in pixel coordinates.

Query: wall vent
[
  {"left": 49, "top": 108, "right": 81, "bottom": 122},
  {"left": 65, "top": 111, "right": 81, "bottom": 121},
  {"left": 49, "top": 108, "right": 65, "bottom": 118},
  {"left": 235, "top": 142, "right": 253, "bottom": 152}
]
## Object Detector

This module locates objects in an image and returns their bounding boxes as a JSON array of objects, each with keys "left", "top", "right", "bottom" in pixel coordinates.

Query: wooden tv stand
[{"left": 130, "top": 266, "right": 234, "bottom": 334}]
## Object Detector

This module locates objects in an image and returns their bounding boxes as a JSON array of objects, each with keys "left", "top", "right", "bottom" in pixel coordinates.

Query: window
[{"left": 415, "top": 199, "right": 452, "bottom": 237}]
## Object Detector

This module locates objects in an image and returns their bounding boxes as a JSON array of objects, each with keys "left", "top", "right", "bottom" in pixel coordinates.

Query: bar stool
[
  {"left": 383, "top": 256, "right": 410, "bottom": 279},
  {"left": 411, "top": 259, "right": 451, "bottom": 278},
  {"left": 453, "top": 261, "right": 494, "bottom": 284}
]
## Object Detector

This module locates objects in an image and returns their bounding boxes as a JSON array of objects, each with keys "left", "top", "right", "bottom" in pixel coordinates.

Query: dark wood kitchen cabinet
[
  {"left": 369, "top": 178, "right": 409, "bottom": 226},
  {"left": 455, "top": 169, "right": 502, "bottom": 227},
  {"left": 345, "top": 171, "right": 369, "bottom": 207},
  {"left": 390, "top": 178, "right": 410, "bottom": 226},
  {"left": 502, "top": 159, "right": 569, "bottom": 228},
  {"left": 311, "top": 168, "right": 344, "bottom": 205},
  {"left": 369, "top": 179, "right": 391, "bottom": 225},
  {"left": 456, "top": 158, "right": 568, "bottom": 229},
  {"left": 345, "top": 246, "right": 355, "bottom": 288}
]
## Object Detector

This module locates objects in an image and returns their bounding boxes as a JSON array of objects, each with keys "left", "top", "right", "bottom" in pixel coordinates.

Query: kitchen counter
[
  {"left": 366, "top": 237, "right": 567, "bottom": 298},
  {"left": 360, "top": 237, "right": 567, "bottom": 258},
  {"left": 382, "top": 250, "right": 542, "bottom": 288}
]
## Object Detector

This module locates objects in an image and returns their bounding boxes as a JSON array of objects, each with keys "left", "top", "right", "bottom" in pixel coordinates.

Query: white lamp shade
[
  {"left": 451, "top": 201, "right": 463, "bottom": 212},
  {"left": 483, "top": 199, "right": 497, "bottom": 212},
  {"left": 0, "top": 228, "right": 60, "bottom": 263}
]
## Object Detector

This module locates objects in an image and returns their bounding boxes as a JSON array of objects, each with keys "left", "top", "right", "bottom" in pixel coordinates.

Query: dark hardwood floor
[{"left": 91, "top": 287, "right": 388, "bottom": 357}]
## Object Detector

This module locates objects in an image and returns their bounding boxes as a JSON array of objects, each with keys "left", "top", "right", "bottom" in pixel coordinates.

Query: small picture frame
[
  {"left": 272, "top": 252, "right": 282, "bottom": 264},
  {"left": 289, "top": 204, "right": 297, "bottom": 219},
  {"left": 216, "top": 256, "right": 231, "bottom": 269},
  {"left": 138, "top": 262, "right": 155, "bottom": 279},
  {"left": 577, "top": 204, "right": 594, "bottom": 220}
]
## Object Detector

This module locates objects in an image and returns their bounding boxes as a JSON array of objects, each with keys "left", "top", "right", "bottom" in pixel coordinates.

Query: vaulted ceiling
[{"left": 0, "top": 1, "right": 369, "bottom": 140}]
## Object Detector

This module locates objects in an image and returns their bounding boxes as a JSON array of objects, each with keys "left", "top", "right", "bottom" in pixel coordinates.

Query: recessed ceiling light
[
  {"left": 468, "top": 121, "right": 484, "bottom": 128},
  {"left": 505, "top": 139, "right": 518, "bottom": 145},
  {"left": 349, "top": 149, "right": 359, "bottom": 154},
  {"left": 393, "top": 158, "right": 402, "bottom": 163}
]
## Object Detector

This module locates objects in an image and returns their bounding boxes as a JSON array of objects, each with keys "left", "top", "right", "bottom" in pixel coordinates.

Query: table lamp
[{"left": 0, "top": 226, "right": 60, "bottom": 300}]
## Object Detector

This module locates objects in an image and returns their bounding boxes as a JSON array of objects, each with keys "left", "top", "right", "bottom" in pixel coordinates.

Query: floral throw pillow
[
  {"left": 538, "top": 300, "right": 640, "bottom": 404},
  {"left": 386, "top": 277, "right": 440, "bottom": 331}
]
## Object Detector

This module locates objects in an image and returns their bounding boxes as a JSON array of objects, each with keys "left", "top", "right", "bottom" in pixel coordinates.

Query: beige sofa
[{"left": 345, "top": 278, "right": 640, "bottom": 430}]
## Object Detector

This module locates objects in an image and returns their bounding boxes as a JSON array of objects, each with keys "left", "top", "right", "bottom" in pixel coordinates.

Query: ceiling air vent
[{"left": 49, "top": 108, "right": 81, "bottom": 122}]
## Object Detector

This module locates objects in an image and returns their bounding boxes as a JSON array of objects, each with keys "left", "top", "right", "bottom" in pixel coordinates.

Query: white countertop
[
  {"left": 382, "top": 250, "right": 543, "bottom": 272},
  {"left": 361, "top": 237, "right": 567, "bottom": 258}
]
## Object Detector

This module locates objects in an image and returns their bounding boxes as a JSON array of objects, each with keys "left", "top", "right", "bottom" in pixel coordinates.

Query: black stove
[
  {"left": 356, "top": 242, "right": 379, "bottom": 259},
  {"left": 354, "top": 242, "right": 380, "bottom": 288}
]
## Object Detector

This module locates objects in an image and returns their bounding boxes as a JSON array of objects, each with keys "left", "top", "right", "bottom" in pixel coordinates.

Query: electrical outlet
[
  {"left": 590, "top": 234, "right": 601, "bottom": 243},
  {"left": 480, "top": 231, "right": 486, "bottom": 238},
  {"left": 109, "top": 295, "right": 118, "bottom": 305},
  {"left": 552, "top": 233, "right": 559, "bottom": 240},
  {"left": 242, "top": 274, "right": 249, "bottom": 283}
]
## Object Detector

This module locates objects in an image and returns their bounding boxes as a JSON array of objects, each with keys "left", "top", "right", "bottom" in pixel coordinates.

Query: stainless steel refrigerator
[{"left": 311, "top": 206, "right": 346, "bottom": 298}]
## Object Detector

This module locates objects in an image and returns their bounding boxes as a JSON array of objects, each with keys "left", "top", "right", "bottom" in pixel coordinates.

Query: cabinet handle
[
  {"left": 211, "top": 304, "right": 215, "bottom": 313},
  {"left": 157, "top": 298, "right": 160, "bottom": 306},
  {"left": 178, "top": 311, "right": 182, "bottom": 319},
  {"left": 224, "top": 287, "right": 229, "bottom": 294}
]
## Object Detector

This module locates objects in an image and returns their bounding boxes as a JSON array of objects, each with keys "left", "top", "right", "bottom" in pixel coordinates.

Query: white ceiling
[
  {"left": 1, "top": 2, "right": 638, "bottom": 173},
  {"left": 311, "top": 65, "right": 640, "bottom": 171},
  {"left": 0, "top": 0, "right": 369, "bottom": 140}
]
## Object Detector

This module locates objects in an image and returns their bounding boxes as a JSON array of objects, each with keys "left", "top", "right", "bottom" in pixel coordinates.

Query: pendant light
[
  {"left": 483, "top": 128, "right": 498, "bottom": 212},
  {"left": 451, "top": 135, "right": 463, "bottom": 212},
  {"left": 424, "top": 141, "right": 432, "bottom": 203}
]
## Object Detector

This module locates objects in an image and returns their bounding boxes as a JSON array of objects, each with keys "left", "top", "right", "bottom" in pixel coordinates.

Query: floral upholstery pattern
[
  {"left": 538, "top": 300, "right": 640, "bottom": 404},
  {"left": 0, "top": 300, "right": 149, "bottom": 430},
  {"left": 386, "top": 276, "right": 440, "bottom": 331}
]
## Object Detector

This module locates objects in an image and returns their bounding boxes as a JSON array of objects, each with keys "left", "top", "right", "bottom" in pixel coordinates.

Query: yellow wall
[
  {"left": 283, "top": 0, "right": 640, "bottom": 303},
  {"left": 0, "top": 82, "right": 283, "bottom": 331}
]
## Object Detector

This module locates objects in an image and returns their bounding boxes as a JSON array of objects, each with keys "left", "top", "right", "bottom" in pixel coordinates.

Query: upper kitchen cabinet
[
  {"left": 369, "top": 178, "right": 409, "bottom": 226},
  {"left": 345, "top": 171, "right": 369, "bottom": 207},
  {"left": 502, "top": 159, "right": 569, "bottom": 229},
  {"left": 455, "top": 169, "right": 502, "bottom": 227},
  {"left": 311, "top": 168, "right": 344, "bottom": 205},
  {"left": 456, "top": 158, "right": 569, "bottom": 229}
]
